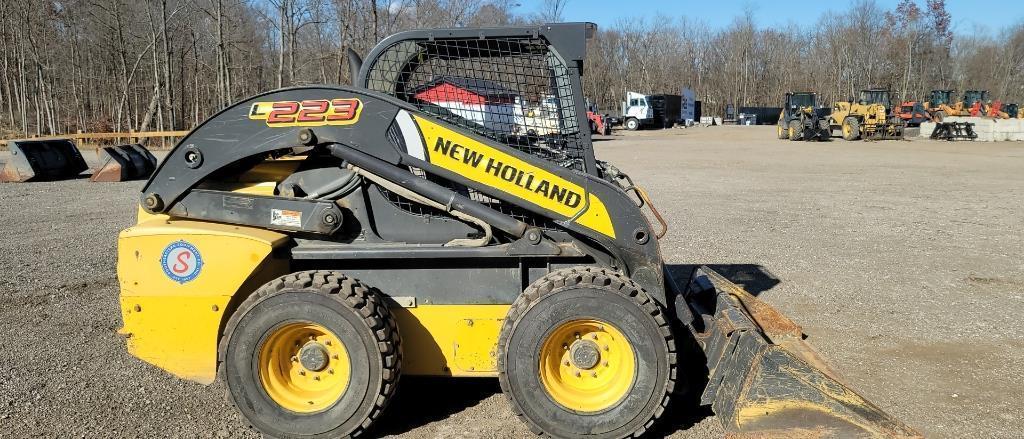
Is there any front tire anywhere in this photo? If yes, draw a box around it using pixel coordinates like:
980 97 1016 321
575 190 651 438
498 267 676 438
788 119 803 141
842 117 861 141
625 118 640 131
219 271 401 438
776 123 788 139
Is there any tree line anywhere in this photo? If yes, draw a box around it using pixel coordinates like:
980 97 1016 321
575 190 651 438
1 0 1022 139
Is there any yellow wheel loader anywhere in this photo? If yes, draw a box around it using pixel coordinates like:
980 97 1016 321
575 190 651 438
116 23 920 438
831 89 905 141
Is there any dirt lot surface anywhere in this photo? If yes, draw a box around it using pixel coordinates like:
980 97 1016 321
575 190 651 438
1 126 1022 438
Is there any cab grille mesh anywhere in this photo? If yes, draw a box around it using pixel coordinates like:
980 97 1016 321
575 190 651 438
365 37 586 172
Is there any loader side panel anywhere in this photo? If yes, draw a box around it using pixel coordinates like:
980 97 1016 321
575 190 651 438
392 305 510 377
117 220 289 383
411 115 615 238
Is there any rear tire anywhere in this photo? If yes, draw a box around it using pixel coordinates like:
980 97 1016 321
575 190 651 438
842 117 861 141
498 267 676 438
625 118 640 131
219 271 401 438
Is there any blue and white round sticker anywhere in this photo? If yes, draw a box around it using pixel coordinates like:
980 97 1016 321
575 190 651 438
161 240 203 284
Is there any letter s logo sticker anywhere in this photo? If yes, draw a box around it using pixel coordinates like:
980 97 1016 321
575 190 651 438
161 240 203 284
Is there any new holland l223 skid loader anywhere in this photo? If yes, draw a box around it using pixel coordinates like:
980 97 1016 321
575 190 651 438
117 23 919 438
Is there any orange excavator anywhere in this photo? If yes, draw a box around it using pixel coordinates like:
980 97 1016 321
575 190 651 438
985 100 1011 119
896 100 931 126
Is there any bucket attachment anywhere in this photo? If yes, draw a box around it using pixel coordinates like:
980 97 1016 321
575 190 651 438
800 125 831 142
929 122 977 141
679 267 921 438
90 144 159 182
1 139 89 182
862 121 905 141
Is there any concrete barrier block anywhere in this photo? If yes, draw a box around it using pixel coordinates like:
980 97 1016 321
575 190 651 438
919 122 936 138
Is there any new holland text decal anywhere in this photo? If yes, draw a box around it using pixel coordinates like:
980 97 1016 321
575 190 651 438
248 98 362 127
411 115 616 239
161 240 203 284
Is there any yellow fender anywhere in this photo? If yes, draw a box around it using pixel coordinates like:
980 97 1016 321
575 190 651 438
118 209 514 382
117 217 289 383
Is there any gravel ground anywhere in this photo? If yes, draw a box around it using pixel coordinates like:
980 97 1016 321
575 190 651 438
0 127 1021 438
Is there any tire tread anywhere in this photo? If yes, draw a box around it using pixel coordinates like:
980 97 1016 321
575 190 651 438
497 266 677 438
217 270 402 438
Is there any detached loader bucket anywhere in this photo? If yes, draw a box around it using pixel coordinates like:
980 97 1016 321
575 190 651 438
90 144 158 182
679 267 920 438
1 139 89 182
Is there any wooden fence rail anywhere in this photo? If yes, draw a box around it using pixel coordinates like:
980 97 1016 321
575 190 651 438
1 130 191 147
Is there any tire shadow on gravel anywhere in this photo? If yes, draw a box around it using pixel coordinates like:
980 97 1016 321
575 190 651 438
367 377 500 436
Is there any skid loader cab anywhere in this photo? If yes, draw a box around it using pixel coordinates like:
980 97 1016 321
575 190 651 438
117 22 919 439
929 89 953 107
1005 103 1019 118
924 89 961 121
963 90 988 107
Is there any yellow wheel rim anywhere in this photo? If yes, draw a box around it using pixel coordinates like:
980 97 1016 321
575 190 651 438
258 322 351 413
788 127 795 138
777 125 783 137
538 319 635 413
842 123 851 136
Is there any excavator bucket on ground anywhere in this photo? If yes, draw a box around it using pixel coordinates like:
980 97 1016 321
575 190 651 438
678 267 921 437
90 144 159 182
114 22 920 439
1 139 89 182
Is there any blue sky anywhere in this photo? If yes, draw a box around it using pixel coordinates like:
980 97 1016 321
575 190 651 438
516 0 1023 34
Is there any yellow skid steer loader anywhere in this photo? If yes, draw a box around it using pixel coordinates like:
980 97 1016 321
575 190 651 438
116 23 919 438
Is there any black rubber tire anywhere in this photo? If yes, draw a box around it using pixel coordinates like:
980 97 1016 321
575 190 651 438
816 119 832 140
498 267 677 439
788 119 803 141
842 117 862 141
625 118 640 131
776 122 788 139
218 271 401 438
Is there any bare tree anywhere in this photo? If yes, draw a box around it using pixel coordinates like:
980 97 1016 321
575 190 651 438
1 0 1022 139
